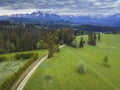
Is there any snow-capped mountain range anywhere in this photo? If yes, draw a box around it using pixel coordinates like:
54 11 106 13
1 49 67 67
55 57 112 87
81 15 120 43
0 11 120 27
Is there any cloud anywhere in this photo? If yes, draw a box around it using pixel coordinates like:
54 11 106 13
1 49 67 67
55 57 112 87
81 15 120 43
0 0 120 16
0 8 37 15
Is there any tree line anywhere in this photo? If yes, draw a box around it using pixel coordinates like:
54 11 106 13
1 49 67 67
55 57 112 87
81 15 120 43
0 26 74 54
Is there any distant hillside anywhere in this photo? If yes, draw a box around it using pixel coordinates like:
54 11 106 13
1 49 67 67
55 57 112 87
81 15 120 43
0 20 120 33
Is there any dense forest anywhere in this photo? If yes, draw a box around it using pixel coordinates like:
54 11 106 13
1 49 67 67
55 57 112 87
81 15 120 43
0 24 74 54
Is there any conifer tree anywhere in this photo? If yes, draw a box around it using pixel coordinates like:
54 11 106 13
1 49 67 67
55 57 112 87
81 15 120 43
48 40 54 58
98 33 101 41
80 37 84 48
94 33 97 40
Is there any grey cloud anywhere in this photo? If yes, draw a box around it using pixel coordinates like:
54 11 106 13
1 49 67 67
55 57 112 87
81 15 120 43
0 0 120 16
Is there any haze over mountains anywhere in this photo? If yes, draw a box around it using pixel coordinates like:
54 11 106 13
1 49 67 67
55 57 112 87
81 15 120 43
0 11 120 27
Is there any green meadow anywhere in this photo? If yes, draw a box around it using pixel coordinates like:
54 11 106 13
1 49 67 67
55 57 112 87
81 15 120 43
24 34 120 90
0 49 48 84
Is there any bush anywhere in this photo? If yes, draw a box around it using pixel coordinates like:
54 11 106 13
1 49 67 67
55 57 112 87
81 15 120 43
48 51 53 58
103 56 110 67
0 53 38 90
77 61 86 74
88 32 97 46
0 56 7 62
70 39 78 48
45 74 53 83
14 53 34 60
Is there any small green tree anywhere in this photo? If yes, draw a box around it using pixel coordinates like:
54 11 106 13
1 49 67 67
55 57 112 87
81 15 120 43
45 74 53 82
103 56 109 67
77 61 86 74
88 32 96 46
98 33 101 41
71 39 78 48
48 40 54 58
79 37 84 48
45 74 53 86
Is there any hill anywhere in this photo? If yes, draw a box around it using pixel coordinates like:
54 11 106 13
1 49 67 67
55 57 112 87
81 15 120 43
23 34 120 90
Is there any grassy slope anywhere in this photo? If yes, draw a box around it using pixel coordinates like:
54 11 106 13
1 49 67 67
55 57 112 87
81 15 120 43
0 49 48 84
24 34 120 90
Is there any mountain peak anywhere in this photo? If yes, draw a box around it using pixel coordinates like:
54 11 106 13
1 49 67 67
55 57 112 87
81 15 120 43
0 11 120 27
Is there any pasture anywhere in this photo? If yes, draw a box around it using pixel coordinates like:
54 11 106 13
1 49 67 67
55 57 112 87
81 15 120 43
24 34 120 90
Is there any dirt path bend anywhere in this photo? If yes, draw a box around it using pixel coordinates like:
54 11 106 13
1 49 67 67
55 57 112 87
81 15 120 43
17 45 65 90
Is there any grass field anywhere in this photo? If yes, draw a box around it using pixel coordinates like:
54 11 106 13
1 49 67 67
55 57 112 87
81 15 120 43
24 34 120 90
0 49 48 84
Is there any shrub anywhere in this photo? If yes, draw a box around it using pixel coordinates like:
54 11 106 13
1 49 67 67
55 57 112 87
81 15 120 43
70 39 78 48
14 53 34 60
0 56 7 62
103 56 110 67
45 74 53 85
45 74 53 82
48 51 53 58
77 61 86 74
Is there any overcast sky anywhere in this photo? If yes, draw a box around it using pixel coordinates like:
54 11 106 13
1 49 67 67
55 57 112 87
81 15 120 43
0 0 120 16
